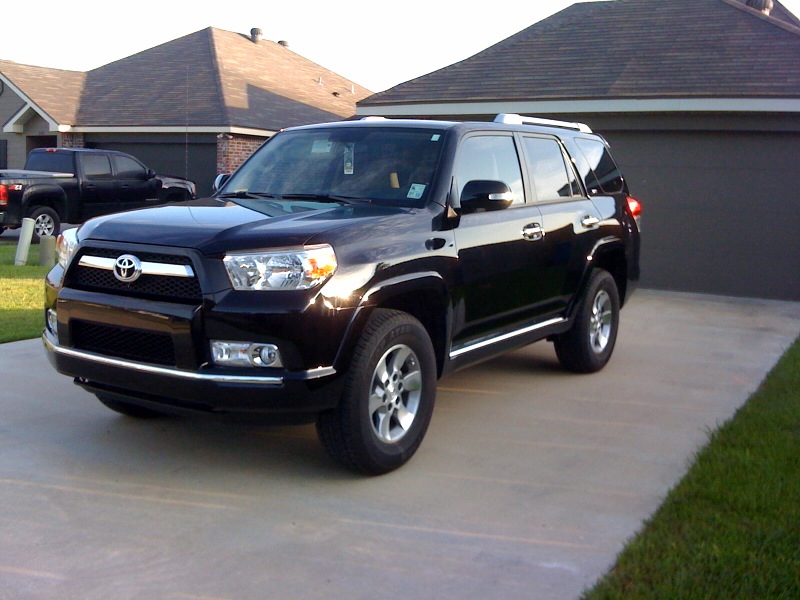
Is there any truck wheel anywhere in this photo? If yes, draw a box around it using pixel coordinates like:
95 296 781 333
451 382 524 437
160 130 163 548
316 309 437 475
95 393 165 418
553 269 620 373
28 206 61 242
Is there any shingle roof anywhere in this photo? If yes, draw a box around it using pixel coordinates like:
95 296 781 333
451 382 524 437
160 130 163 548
0 60 85 124
359 0 800 107
2 27 372 130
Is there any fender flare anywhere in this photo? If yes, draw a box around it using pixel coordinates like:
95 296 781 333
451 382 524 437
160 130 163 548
567 236 626 319
331 271 451 374
21 184 68 220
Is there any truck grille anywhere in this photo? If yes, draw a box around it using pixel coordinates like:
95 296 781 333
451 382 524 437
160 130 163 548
71 320 177 367
69 248 202 302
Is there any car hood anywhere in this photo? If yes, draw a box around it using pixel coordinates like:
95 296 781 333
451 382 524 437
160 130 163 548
78 198 410 254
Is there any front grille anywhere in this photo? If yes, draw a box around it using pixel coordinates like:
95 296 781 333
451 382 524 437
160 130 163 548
69 248 202 302
71 321 176 366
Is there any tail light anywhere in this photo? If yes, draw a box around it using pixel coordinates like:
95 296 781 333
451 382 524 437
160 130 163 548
627 196 641 230
0 184 8 206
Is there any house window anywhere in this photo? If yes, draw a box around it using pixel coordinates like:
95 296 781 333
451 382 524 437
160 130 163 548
0 140 7 169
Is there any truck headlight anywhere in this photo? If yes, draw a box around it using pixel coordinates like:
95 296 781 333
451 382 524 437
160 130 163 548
56 227 79 270
223 245 337 291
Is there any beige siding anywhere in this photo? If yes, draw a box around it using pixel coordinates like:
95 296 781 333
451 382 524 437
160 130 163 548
0 84 27 167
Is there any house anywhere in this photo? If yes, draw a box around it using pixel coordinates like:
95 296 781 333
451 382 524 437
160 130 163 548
357 0 800 301
0 27 372 196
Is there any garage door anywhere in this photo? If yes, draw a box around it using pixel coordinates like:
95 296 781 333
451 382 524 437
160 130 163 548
605 130 800 301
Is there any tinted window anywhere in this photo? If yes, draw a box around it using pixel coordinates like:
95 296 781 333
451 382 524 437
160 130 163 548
113 156 146 178
574 138 624 195
224 127 445 208
522 137 578 201
455 135 524 205
82 155 113 178
25 152 74 174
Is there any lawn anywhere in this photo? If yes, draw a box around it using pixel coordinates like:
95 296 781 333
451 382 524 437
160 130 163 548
0 241 51 343
583 336 800 599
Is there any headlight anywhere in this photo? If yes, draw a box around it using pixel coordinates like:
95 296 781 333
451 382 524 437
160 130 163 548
56 227 80 270
223 244 337 291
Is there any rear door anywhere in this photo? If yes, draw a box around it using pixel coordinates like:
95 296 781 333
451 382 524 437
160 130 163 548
518 134 604 314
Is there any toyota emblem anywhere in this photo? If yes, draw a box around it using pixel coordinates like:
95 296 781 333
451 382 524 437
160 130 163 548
113 254 143 283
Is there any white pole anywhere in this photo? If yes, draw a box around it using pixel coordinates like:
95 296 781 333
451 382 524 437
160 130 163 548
14 218 35 266
39 235 56 268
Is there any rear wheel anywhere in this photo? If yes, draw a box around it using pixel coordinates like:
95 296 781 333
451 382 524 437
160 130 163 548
554 269 620 373
28 206 61 242
96 394 165 418
316 309 437 475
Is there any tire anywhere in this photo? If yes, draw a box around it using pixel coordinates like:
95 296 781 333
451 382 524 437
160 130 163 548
96 394 166 418
554 269 620 374
316 309 437 475
28 206 61 242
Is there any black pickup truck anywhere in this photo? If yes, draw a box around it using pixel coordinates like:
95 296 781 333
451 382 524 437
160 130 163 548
0 148 195 239
44 115 641 474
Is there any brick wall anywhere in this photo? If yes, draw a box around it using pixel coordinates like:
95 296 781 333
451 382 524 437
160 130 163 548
216 134 266 174
60 133 85 148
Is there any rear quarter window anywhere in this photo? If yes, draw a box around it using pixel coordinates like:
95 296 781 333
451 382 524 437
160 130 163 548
574 138 624 195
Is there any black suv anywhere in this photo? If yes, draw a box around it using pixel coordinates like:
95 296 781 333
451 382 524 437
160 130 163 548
43 114 641 474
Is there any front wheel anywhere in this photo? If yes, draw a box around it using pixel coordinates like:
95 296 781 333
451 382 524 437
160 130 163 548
554 269 620 373
316 309 437 475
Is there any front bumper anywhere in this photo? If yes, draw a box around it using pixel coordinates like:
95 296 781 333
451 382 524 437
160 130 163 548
43 330 344 416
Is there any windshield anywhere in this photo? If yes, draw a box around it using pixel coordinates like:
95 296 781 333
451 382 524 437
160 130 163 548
221 126 446 209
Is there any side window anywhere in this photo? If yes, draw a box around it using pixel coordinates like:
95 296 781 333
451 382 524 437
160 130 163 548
574 138 624 195
455 135 525 206
522 137 579 201
82 155 113 179
113 156 147 179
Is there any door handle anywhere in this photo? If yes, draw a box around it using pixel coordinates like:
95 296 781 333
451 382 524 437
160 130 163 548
522 223 544 241
581 215 601 229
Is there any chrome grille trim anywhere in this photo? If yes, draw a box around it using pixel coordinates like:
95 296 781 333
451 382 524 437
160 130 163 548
79 255 195 278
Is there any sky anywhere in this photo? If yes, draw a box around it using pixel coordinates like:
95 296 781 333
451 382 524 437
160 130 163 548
2 0 799 93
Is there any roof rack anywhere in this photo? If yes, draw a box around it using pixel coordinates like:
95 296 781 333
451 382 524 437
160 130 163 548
494 113 593 134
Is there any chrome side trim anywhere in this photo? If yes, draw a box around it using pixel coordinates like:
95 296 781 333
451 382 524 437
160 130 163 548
43 335 283 386
449 317 567 359
79 255 195 278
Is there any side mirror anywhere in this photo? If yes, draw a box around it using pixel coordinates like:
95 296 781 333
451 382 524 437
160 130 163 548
146 169 157 180
213 173 231 194
459 180 514 213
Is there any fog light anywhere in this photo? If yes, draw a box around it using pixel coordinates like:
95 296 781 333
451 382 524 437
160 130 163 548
210 341 283 368
46 309 58 341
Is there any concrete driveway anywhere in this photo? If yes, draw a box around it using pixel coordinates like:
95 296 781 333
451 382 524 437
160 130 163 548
1 291 799 599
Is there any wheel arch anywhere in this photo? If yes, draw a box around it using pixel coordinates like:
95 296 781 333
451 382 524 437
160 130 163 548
333 273 451 379
22 186 67 221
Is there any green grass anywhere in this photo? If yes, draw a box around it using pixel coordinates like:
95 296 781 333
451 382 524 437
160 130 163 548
583 336 800 599
0 242 51 343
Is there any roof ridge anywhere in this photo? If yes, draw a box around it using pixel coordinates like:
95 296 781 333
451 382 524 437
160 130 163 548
365 1 617 102
206 28 231 127
720 0 800 35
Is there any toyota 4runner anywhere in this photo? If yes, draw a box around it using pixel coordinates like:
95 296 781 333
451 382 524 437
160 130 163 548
43 114 641 474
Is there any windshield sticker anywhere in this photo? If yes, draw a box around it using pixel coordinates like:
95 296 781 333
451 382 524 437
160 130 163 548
344 143 355 175
407 184 426 200
431 134 441 142
311 139 332 153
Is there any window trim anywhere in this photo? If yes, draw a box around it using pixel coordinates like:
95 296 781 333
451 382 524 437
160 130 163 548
517 133 586 205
